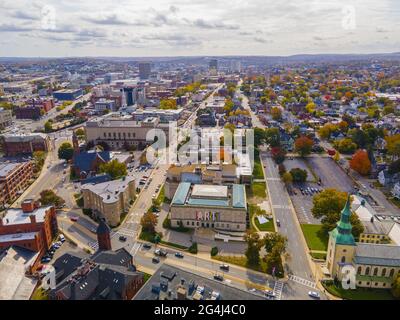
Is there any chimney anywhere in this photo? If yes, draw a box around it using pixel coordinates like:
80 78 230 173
29 215 37 224
21 199 36 213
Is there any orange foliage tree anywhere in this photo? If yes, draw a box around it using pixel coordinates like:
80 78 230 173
294 136 314 157
349 150 371 176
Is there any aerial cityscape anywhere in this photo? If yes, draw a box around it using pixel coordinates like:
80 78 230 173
0 0 400 307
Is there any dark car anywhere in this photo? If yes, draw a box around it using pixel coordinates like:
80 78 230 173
119 235 127 242
152 257 160 264
213 274 224 281
174 252 184 259
143 243 152 250
219 264 230 271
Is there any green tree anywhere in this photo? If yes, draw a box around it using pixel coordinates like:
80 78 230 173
44 121 53 133
58 142 74 161
290 168 308 183
312 189 364 238
265 128 281 147
263 233 287 255
271 107 282 121
75 128 86 139
335 138 357 154
282 172 293 186
39 190 65 208
265 247 284 276
100 159 127 180
160 99 177 110
244 230 262 266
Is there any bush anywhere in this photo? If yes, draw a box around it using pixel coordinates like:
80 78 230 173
188 242 198 254
211 247 219 257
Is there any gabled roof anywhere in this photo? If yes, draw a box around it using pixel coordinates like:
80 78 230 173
73 151 111 172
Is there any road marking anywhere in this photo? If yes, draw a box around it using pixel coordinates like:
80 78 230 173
130 242 141 256
117 227 137 237
266 177 281 181
288 274 316 289
272 205 291 210
273 281 284 300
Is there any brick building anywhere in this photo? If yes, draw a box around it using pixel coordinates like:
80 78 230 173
2 133 51 156
0 161 34 205
0 199 58 273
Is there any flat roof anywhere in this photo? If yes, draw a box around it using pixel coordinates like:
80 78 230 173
0 162 23 178
2 206 51 226
0 232 38 243
191 185 228 199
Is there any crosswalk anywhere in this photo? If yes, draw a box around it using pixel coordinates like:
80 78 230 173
272 204 291 210
129 242 141 256
288 274 316 289
273 281 284 300
116 227 137 237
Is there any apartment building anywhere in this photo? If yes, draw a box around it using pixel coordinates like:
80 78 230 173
0 161 33 205
81 176 135 227
0 108 12 130
2 133 51 156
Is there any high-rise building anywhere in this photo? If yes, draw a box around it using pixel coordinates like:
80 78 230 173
209 59 218 71
230 60 241 73
138 62 151 80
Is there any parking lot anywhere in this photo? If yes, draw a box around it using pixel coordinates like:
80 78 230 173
289 157 355 224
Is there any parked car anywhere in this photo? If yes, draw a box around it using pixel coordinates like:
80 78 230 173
308 291 320 299
70 216 79 222
41 257 51 263
174 252 184 259
143 243 152 250
119 235 127 242
152 257 160 264
265 290 276 298
276 220 281 227
59 234 65 242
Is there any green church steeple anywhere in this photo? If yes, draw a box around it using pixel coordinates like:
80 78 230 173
329 195 356 246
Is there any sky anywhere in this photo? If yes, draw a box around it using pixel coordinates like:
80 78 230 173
0 0 399 57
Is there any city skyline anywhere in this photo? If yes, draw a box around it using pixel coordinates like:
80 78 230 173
0 0 399 57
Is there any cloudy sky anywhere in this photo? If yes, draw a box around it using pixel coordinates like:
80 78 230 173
0 0 399 57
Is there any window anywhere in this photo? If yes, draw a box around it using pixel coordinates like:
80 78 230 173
382 268 386 277
341 256 346 263
357 266 362 274
365 267 370 275
373 268 378 276
390 269 395 277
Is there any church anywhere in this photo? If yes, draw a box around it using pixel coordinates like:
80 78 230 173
326 196 400 289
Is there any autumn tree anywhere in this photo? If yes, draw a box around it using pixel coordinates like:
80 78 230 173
271 107 282 121
349 150 371 176
140 212 158 234
335 138 357 154
386 134 400 159
318 123 338 140
159 99 177 110
294 136 314 157
392 274 400 299
282 172 293 186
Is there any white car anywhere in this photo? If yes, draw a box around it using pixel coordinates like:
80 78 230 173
308 291 320 299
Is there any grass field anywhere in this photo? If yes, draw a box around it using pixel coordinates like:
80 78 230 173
249 204 275 232
255 217 275 232
253 159 265 180
301 224 329 251
247 182 267 201
322 281 395 300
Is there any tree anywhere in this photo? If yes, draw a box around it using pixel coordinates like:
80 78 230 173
349 129 368 149
319 123 338 140
295 136 314 157
58 142 74 161
39 190 65 208
282 172 293 186
290 168 308 183
75 128 86 139
140 212 158 234
333 151 340 162
305 102 316 114
349 150 371 176
335 138 357 154
311 189 364 238
263 233 287 255
160 99 177 110
99 159 127 180
388 159 400 175
265 247 284 276
44 121 53 133
265 128 281 147
392 274 400 299
271 147 286 164
386 134 400 159
244 230 262 266
271 107 282 121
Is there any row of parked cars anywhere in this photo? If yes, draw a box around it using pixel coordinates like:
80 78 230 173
299 186 322 196
41 234 65 263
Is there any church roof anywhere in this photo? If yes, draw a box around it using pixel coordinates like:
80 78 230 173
97 219 111 235
354 243 400 267
73 151 111 173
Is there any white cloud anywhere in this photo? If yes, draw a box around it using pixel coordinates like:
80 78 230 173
0 0 398 56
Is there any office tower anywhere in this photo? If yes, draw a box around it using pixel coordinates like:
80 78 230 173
139 62 151 80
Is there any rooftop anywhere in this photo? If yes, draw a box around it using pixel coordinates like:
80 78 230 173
1 206 51 226
354 243 400 267
134 264 264 300
0 162 28 178
81 176 134 204
171 182 246 210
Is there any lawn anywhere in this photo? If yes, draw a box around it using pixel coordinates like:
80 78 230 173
247 182 267 201
253 159 265 180
310 252 327 260
255 217 275 232
249 204 275 232
143 273 152 283
301 224 329 251
322 281 395 300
